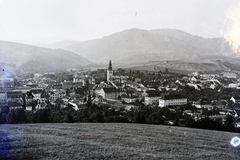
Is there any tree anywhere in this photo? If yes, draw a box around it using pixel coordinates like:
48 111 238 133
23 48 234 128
224 115 235 132
165 68 169 73
15 108 27 123
33 109 50 123
0 106 9 124
87 93 92 107
6 110 17 124
64 114 74 123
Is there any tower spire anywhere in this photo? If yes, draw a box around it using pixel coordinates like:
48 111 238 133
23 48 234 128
108 59 112 70
107 59 113 82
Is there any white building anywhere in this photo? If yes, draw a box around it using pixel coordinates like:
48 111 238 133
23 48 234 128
145 96 160 105
0 92 7 104
159 95 187 107
145 91 161 105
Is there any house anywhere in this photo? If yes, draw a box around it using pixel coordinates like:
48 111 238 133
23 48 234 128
49 91 59 102
187 83 201 90
95 86 123 100
40 92 49 102
222 72 237 79
15 86 31 93
190 77 197 83
8 102 23 110
228 83 238 88
102 88 122 100
212 100 227 110
145 91 161 105
135 78 141 83
159 94 187 107
26 105 33 111
0 92 7 104
121 94 138 104
66 89 75 97
46 83 63 90
30 88 44 99
74 87 87 97
145 96 160 105
62 81 83 89
94 87 103 97
7 91 23 104
193 99 213 110
235 121 240 128
48 89 66 103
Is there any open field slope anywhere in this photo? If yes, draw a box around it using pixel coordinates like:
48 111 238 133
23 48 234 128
127 60 233 74
0 123 240 160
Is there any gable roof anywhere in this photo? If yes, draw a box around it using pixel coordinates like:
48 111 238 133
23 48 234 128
30 88 44 94
103 88 117 93
147 91 161 97
161 94 186 100
41 92 49 98
74 87 87 95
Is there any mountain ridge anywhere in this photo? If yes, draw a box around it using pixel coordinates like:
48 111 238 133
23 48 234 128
0 40 92 73
1 28 238 73
64 28 235 64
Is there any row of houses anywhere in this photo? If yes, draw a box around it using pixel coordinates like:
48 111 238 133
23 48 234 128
93 84 188 107
0 91 23 110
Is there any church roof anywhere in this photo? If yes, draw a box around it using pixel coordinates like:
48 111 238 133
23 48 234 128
103 88 117 93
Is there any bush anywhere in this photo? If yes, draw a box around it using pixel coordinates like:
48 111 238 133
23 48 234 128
33 109 51 123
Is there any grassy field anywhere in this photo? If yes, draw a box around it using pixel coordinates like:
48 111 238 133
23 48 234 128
1 123 240 160
128 60 230 74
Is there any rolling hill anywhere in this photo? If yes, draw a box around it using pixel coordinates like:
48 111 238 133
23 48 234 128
0 41 92 73
1 123 239 159
64 28 235 64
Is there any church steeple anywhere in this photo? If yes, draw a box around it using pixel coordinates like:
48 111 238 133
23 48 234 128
108 60 112 70
107 59 113 82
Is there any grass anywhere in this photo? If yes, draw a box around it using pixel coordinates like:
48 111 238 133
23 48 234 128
128 60 228 74
0 123 240 159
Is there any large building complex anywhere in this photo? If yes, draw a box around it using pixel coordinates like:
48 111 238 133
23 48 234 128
159 95 187 107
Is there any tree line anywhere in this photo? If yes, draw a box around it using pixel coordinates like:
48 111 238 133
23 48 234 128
0 102 236 133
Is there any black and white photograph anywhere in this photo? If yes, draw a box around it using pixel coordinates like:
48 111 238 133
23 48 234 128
1 0 240 159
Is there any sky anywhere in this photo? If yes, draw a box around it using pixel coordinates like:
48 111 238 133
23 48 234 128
0 0 239 45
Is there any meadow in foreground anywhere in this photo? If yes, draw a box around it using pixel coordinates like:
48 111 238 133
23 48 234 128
0 123 240 159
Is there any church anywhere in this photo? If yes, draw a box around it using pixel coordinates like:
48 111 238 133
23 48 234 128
94 60 124 100
107 60 113 82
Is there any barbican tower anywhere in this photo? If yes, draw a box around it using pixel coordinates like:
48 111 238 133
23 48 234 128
107 60 113 82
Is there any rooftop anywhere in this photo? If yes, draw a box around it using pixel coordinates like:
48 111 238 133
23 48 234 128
103 88 118 93
160 94 186 100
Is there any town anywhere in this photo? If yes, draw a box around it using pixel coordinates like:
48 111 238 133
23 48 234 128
1 60 240 132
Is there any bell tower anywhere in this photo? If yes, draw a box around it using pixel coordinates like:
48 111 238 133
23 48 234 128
107 60 113 82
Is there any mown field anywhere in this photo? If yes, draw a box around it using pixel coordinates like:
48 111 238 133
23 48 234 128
0 123 240 160
128 60 229 74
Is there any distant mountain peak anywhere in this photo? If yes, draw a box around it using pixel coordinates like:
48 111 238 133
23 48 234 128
64 28 234 64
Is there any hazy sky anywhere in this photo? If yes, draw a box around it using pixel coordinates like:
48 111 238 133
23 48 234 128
0 0 238 44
